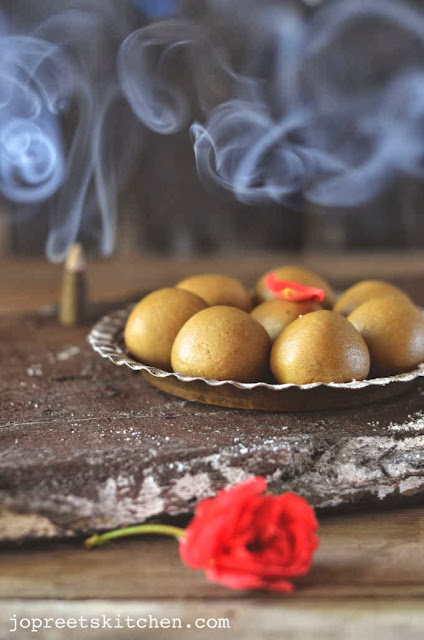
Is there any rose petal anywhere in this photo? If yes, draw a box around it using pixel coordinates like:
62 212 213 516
180 477 267 568
264 273 325 302
179 481 319 593
205 567 294 592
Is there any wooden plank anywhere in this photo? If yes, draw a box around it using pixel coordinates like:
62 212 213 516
2 257 424 629
1 309 424 540
1 507 424 600
1 598 424 640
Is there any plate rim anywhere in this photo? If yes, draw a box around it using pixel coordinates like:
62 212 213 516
88 307 424 392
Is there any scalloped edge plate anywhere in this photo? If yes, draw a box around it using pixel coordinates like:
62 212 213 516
88 307 424 411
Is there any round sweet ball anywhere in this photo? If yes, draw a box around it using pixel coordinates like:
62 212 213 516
124 288 207 370
251 299 321 342
348 296 424 376
335 280 411 316
171 306 270 382
176 274 252 312
255 265 334 309
270 310 370 385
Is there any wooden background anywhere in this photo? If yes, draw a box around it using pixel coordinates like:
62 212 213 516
1 254 424 638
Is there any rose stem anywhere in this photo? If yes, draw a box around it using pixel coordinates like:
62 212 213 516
85 524 185 549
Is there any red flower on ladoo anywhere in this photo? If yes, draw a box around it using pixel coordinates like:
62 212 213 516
179 477 319 592
265 272 325 302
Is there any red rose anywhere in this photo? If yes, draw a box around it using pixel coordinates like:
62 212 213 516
179 477 319 592
85 476 319 593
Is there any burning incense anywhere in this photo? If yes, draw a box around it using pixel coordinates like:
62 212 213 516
59 244 88 326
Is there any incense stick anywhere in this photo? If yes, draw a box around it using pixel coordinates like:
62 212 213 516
59 244 88 326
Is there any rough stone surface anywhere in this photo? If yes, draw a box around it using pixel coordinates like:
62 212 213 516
1 307 424 541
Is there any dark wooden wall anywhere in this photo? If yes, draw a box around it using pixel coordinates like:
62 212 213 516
2 0 424 257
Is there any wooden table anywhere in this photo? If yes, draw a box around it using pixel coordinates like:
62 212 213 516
1 253 424 639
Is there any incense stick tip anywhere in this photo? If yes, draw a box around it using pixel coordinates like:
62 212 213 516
65 243 86 272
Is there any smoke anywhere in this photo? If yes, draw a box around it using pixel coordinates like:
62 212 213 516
0 34 66 205
0 3 140 262
118 18 237 135
119 0 424 210
4 0 424 262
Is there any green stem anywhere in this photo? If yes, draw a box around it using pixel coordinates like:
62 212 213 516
84 524 185 549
